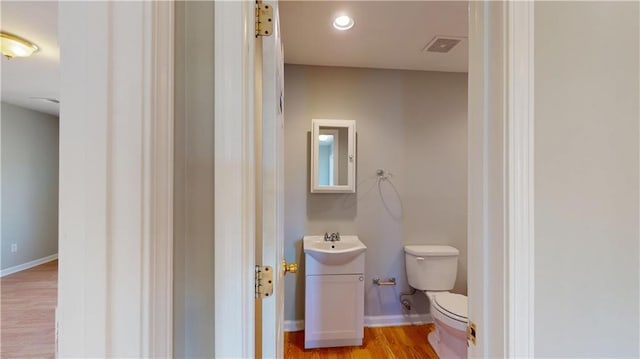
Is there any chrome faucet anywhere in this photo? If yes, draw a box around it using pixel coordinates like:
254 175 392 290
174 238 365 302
324 232 340 242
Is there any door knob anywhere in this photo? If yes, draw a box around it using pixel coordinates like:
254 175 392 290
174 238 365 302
282 260 298 274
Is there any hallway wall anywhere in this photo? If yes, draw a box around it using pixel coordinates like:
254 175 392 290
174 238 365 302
534 2 639 357
1 102 59 272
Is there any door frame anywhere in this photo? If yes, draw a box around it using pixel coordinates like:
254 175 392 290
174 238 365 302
467 1 534 357
213 1 535 358
57 1 173 357
505 2 535 356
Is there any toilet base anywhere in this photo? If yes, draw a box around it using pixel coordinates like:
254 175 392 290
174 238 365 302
429 318 468 359
428 330 441 357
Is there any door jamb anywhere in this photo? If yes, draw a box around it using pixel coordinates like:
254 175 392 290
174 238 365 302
467 1 535 357
506 1 535 357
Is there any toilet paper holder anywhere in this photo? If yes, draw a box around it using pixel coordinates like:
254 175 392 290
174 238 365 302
372 277 396 286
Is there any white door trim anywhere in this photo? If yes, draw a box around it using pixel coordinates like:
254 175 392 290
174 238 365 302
506 1 535 357
213 1 257 358
58 1 173 357
145 2 175 356
468 1 534 357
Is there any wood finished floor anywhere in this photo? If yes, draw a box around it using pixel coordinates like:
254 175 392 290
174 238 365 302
1 260 57 359
285 324 438 359
0 261 437 359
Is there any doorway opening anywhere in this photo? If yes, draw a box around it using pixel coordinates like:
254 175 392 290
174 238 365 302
275 1 468 357
0 2 60 358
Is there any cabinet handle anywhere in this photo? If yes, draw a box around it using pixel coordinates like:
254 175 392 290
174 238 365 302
359 276 364 281
416 257 425 261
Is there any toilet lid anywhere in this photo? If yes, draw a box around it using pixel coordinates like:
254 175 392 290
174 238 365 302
434 293 467 320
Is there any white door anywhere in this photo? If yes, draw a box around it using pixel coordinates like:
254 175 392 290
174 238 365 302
213 1 286 357
259 2 287 358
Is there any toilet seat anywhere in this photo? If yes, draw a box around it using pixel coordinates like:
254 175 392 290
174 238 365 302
433 292 467 322
429 292 468 332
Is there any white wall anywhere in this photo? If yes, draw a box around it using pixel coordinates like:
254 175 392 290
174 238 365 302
535 2 639 357
284 65 468 321
1 102 58 270
173 1 215 357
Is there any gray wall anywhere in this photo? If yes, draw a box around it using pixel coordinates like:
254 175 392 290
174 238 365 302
1 102 59 270
284 65 467 321
535 2 639 357
173 1 215 357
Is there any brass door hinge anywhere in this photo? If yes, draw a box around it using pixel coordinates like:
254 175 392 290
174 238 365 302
255 265 274 298
256 2 274 37
467 321 477 346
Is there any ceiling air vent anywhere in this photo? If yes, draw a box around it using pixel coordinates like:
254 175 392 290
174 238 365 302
423 36 463 53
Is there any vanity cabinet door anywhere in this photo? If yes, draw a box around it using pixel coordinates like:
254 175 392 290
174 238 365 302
304 274 364 346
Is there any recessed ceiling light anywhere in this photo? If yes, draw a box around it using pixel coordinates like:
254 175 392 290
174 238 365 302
333 15 354 31
1 32 39 59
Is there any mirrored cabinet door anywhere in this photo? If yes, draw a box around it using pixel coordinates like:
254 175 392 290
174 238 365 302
311 119 356 193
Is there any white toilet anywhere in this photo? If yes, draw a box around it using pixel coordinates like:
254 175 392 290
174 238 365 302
404 245 468 359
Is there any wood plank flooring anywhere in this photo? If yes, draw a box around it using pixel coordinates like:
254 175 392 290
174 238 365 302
285 324 438 359
1 261 437 359
1 260 57 359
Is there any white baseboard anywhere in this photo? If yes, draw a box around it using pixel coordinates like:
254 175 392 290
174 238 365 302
283 313 433 332
1 254 58 277
284 320 304 332
364 313 433 328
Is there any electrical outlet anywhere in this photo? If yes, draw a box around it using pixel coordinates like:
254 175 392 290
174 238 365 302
10 243 17 253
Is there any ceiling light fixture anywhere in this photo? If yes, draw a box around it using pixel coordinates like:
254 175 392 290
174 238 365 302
333 15 354 31
1 32 39 59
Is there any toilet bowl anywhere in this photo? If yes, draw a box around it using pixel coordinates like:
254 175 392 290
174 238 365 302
425 291 468 359
404 245 467 359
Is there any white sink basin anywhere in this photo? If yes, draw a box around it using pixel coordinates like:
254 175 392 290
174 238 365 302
303 235 366 265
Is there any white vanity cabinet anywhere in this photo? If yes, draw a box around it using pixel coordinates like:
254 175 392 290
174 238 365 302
304 274 364 349
303 235 366 349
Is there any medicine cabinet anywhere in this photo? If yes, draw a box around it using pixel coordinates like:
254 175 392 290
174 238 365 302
310 119 356 193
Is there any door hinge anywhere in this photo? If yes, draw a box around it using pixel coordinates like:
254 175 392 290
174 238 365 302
255 265 274 298
255 1 274 37
467 321 477 346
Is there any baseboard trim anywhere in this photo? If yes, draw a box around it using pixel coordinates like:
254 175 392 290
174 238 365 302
364 313 433 328
1 254 58 277
284 313 433 332
284 320 304 332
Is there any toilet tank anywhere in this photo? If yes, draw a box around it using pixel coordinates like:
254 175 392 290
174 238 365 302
404 245 459 291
